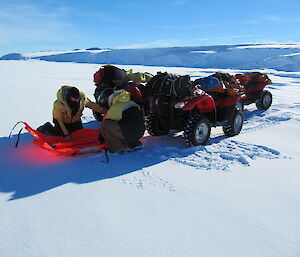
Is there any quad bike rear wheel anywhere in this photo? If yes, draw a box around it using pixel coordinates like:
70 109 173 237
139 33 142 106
184 115 211 146
222 109 243 136
256 90 272 110
146 112 170 136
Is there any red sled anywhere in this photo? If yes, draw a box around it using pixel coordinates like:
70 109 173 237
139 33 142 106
10 121 107 156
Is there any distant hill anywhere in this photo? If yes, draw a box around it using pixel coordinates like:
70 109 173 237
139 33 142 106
2 43 300 72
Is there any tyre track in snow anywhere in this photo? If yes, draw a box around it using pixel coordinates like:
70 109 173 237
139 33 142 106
137 135 288 172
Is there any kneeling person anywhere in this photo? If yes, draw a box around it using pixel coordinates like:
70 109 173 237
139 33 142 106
98 89 145 153
53 86 103 139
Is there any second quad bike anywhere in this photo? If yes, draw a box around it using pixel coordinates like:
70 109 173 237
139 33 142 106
235 72 273 110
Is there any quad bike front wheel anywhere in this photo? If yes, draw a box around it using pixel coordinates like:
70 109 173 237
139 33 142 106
222 109 243 136
184 115 211 146
93 86 105 121
236 100 244 111
146 112 170 136
256 90 272 110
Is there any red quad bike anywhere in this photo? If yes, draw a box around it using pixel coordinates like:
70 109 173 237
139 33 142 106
235 72 273 110
145 73 244 146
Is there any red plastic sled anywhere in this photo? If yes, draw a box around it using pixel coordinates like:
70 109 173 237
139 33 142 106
21 122 107 156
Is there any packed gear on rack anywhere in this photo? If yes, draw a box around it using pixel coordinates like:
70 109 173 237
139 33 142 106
126 69 153 84
235 72 272 87
193 73 245 96
93 65 154 119
93 65 153 94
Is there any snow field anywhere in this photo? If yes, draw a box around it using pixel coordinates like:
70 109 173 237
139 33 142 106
0 59 300 257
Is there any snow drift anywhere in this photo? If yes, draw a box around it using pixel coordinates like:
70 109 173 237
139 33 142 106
2 43 300 71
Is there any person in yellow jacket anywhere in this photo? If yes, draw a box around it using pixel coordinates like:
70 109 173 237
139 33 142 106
97 88 145 153
53 86 103 139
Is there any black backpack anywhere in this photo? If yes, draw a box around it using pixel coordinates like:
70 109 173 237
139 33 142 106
146 72 192 98
173 75 193 98
37 122 59 136
93 65 128 88
146 72 177 97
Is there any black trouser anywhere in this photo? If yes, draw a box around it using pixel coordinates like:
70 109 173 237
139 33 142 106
53 119 83 136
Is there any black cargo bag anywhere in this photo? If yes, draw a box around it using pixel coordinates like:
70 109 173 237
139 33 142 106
146 72 192 98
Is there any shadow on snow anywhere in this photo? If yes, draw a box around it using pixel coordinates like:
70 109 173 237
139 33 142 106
0 104 285 201
0 120 191 201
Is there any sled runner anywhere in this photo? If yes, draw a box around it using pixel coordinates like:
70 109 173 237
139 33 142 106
9 121 107 156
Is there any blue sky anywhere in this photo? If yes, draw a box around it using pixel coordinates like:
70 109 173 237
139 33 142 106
1 0 300 56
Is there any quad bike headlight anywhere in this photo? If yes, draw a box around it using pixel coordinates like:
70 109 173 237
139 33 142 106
175 101 188 109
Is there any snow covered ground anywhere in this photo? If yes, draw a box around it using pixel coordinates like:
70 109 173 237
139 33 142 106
0 59 300 257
